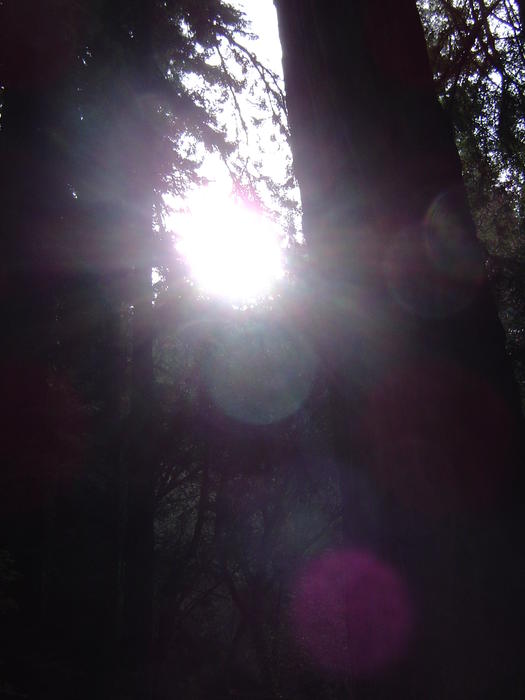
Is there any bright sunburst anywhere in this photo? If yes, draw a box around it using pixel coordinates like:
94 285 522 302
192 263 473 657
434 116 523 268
173 183 285 306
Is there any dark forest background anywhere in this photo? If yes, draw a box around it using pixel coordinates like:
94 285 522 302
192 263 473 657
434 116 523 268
1 1 525 699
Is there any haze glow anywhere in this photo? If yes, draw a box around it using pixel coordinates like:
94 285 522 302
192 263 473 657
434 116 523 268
174 184 284 306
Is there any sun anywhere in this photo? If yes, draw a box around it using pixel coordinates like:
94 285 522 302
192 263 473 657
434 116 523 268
172 183 285 306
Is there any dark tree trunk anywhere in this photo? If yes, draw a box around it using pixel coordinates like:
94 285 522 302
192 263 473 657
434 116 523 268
117 260 155 699
0 7 94 690
113 5 158 697
0 12 71 644
275 1 524 697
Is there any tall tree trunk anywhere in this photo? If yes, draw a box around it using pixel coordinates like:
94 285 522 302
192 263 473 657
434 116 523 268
0 45 72 678
275 1 524 697
114 4 158 696
118 250 155 699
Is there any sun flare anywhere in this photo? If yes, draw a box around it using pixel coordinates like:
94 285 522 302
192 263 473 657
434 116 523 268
172 184 285 306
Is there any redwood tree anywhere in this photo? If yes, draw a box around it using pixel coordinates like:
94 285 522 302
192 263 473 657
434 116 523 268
275 1 525 697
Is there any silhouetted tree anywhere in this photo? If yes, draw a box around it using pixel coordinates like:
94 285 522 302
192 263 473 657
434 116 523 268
275 0 525 696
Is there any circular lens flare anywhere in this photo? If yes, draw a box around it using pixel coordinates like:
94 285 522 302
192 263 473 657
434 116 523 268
173 184 285 306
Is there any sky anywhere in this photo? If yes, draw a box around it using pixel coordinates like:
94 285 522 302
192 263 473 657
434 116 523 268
232 0 283 70
165 0 297 306
198 0 289 192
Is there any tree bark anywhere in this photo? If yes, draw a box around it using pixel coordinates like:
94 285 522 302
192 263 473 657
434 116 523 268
275 1 525 697
113 4 158 696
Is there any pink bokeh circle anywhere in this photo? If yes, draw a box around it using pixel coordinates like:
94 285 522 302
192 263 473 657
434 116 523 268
291 549 414 678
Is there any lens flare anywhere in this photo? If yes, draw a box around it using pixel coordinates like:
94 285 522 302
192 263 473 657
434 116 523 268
203 320 316 425
172 184 285 306
291 549 414 678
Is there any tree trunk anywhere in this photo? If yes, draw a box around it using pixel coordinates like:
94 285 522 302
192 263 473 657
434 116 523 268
275 1 524 696
114 4 158 696
0 31 73 673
